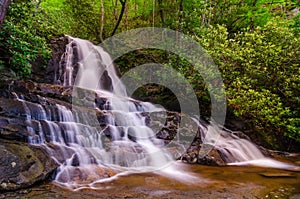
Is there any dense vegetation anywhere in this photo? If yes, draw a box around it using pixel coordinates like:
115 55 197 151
0 0 299 150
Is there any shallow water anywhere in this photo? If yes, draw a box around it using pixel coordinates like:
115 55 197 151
2 155 300 199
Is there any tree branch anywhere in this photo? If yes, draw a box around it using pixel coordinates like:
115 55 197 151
111 0 126 36
0 0 12 29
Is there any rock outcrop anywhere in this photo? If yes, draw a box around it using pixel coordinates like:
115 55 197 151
0 139 58 191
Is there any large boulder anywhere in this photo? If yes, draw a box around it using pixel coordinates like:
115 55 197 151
0 139 58 191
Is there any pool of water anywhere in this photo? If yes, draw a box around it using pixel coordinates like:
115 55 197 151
2 155 300 199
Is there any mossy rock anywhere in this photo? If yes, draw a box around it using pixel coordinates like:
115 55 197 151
0 139 58 191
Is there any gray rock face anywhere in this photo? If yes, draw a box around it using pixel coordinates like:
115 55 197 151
45 36 69 84
0 139 58 191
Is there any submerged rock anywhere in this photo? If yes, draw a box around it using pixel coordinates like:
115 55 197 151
55 165 116 184
259 172 296 178
0 139 58 191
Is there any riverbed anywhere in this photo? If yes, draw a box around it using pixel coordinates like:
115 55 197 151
2 155 300 199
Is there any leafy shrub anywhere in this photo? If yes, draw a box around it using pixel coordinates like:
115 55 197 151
193 19 299 148
0 1 52 76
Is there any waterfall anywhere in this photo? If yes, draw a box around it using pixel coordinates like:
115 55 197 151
12 36 297 189
29 36 180 189
196 120 299 170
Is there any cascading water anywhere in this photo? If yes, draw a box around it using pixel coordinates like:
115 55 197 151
215 132 298 170
17 36 185 189
195 119 299 170
12 36 298 189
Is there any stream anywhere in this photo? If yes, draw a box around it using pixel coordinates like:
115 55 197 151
2 158 300 199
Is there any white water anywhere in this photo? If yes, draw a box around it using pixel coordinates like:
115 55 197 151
198 122 299 170
45 36 185 189
17 36 298 189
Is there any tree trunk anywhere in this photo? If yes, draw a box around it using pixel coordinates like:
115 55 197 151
207 0 211 27
201 0 207 27
0 0 12 29
250 0 257 30
111 0 126 36
158 0 165 28
113 0 118 20
36 0 41 8
178 0 183 30
99 0 105 42
152 0 155 28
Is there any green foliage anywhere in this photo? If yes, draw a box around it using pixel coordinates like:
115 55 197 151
41 0 156 41
171 0 299 35
193 19 300 148
112 0 300 149
0 1 52 76
166 53 211 115
40 0 72 36
286 118 300 143
62 0 101 41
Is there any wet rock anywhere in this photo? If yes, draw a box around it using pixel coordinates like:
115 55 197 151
96 110 112 126
156 128 173 140
0 98 30 119
100 70 113 92
70 154 80 167
8 80 30 94
259 146 291 159
150 111 227 166
44 143 75 164
182 144 226 166
95 99 111 111
0 117 29 141
231 131 251 141
56 165 116 184
0 139 58 191
197 147 226 166
0 80 71 104
151 111 199 142
45 36 69 84
259 172 296 178
183 149 199 164
264 186 296 199
0 118 8 126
